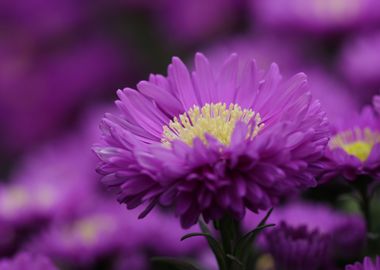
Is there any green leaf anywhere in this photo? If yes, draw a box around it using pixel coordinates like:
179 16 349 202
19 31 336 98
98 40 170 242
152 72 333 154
151 257 200 270
258 208 274 227
199 219 228 270
226 254 243 266
180 232 213 241
234 208 275 266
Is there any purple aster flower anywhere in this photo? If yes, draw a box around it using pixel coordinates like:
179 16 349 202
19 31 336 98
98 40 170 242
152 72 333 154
346 257 380 270
244 201 366 257
250 0 380 34
320 103 380 182
94 53 329 228
27 202 204 268
338 32 380 99
0 253 57 270
262 222 331 270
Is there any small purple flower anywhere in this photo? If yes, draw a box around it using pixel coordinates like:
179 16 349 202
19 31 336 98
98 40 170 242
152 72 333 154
262 222 331 270
244 201 366 257
346 256 380 270
27 202 204 268
0 253 58 270
94 53 329 228
320 102 380 182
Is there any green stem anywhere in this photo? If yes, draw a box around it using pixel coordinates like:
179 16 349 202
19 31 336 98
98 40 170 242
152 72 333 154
216 217 242 270
354 176 377 255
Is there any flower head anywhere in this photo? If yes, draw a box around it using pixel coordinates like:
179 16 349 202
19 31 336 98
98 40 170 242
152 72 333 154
320 103 380 181
244 201 366 257
94 53 329 228
346 256 380 270
262 222 331 270
0 253 57 270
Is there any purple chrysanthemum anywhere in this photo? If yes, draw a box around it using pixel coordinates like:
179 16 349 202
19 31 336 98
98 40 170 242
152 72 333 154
94 53 329 228
262 222 331 270
244 201 366 257
0 253 57 270
346 257 380 270
320 102 380 182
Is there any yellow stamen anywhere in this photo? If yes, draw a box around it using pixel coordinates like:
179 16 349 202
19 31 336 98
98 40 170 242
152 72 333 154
72 215 115 245
162 102 263 146
255 254 276 270
329 128 380 162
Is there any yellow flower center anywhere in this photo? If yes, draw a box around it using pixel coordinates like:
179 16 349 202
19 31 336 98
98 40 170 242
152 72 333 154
71 215 115 245
162 102 263 146
329 128 380 162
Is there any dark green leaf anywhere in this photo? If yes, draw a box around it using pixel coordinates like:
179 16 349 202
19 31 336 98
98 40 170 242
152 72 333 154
226 254 243 266
180 232 213 241
199 219 228 270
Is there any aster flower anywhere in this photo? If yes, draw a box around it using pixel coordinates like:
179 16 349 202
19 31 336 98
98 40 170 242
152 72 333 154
346 256 380 270
27 202 204 268
320 104 380 182
95 53 329 228
0 253 58 270
262 222 331 270
244 201 366 257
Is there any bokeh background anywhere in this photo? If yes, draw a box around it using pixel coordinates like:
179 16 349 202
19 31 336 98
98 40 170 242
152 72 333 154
1 0 380 269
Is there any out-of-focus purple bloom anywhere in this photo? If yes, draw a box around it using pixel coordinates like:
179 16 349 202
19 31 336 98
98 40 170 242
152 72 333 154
251 0 380 34
0 107 109 255
0 253 57 270
320 103 380 182
153 0 241 45
94 53 329 228
0 36 125 153
262 222 331 270
339 32 380 98
27 202 204 268
346 257 380 270
245 201 366 257
0 136 99 226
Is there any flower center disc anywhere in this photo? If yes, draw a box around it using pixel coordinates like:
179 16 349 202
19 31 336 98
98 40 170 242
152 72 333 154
329 128 380 162
162 102 263 146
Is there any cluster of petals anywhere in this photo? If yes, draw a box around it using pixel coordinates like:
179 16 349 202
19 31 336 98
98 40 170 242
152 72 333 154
346 257 380 270
95 53 329 228
320 103 380 182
